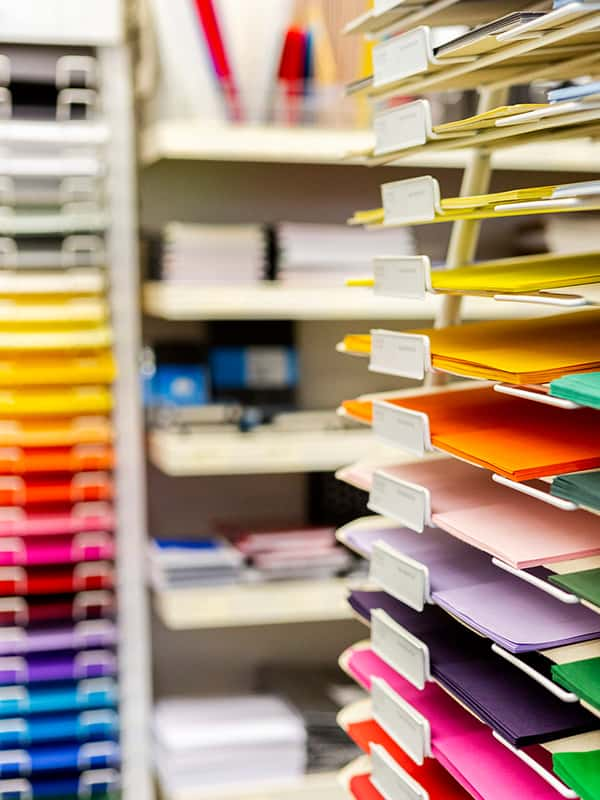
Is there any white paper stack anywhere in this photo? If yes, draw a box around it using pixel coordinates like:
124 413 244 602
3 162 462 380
155 223 267 284
276 222 415 286
148 538 245 590
154 695 307 794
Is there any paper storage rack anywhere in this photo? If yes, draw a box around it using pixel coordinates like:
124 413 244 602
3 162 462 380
334 3 600 800
0 4 152 800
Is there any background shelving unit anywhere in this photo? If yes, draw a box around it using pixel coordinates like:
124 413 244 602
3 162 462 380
1 3 152 799
140 120 600 173
133 2 600 798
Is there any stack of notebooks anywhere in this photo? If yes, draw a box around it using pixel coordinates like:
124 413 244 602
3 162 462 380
148 538 244 590
154 695 307 794
257 665 363 773
147 223 268 284
232 524 353 581
276 223 415 287
0 43 120 799
150 527 354 588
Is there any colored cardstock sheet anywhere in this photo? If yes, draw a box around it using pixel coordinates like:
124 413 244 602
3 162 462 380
553 750 600 800
342 385 600 480
552 470 600 511
551 372 600 409
0 533 114 566
0 445 114 474
0 740 120 778
343 713 470 799
0 709 119 748
0 505 115 537
344 644 569 800
550 568 600 607
0 621 117 656
0 562 114 595
0 592 115 626
552 657 600 712
0 649 117 685
342 519 600 652
347 251 600 296
0 678 118 717
345 310 600 384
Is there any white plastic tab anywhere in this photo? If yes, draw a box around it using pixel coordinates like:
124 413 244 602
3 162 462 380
371 744 429 800
372 608 431 689
374 256 432 300
372 677 431 765
372 400 431 457
381 177 440 226
374 0 401 15
0 750 31 777
370 541 431 612
368 470 431 533
374 100 431 155
373 28 432 89
370 330 431 380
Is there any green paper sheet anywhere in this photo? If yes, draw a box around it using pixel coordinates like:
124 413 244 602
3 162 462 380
552 657 600 711
553 750 600 800
552 470 600 511
549 568 600 608
550 372 600 409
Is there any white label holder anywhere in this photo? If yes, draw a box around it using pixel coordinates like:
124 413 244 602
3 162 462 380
370 330 432 380
374 256 433 301
370 542 431 612
372 400 432 457
374 100 433 155
371 744 429 800
381 176 441 226
368 470 432 533
372 676 431 766
372 608 431 689
373 28 432 88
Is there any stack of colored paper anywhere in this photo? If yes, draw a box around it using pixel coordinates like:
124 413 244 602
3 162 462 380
154 695 307 794
347 251 600 298
0 45 120 798
342 385 600 480
341 643 575 800
343 310 600 384
339 519 600 652
552 470 600 511
550 371 600 408
349 589 598 746
338 457 600 567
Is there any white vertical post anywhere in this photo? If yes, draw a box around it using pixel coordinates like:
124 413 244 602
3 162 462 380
435 86 510 330
427 86 509 387
99 44 154 800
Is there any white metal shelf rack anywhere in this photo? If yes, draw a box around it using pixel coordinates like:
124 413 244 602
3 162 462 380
0 4 154 799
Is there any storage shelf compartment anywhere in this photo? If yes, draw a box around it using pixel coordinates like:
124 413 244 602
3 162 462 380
153 580 354 630
143 283 544 322
148 427 399 477
140 122 600 173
